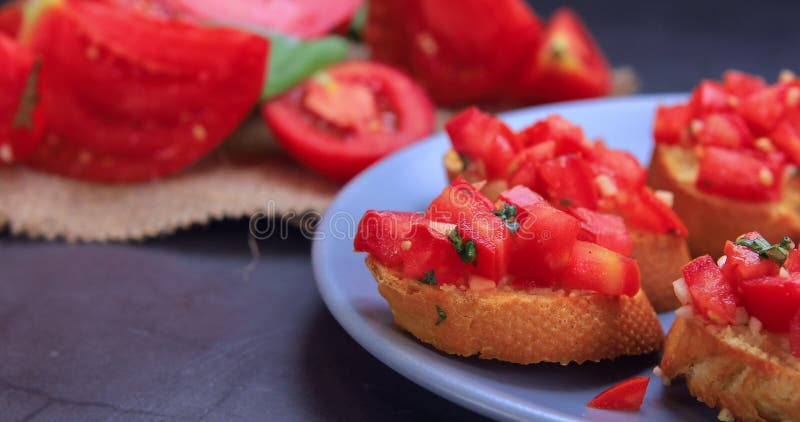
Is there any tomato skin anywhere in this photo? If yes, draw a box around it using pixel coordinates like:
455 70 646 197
738 276 800 332
263 61 435 183
790 310 800 358
739 85 787 133
682 255 739 324
693 113 753 149
587 376 649 411
539 155 598 210
426 176 495 223
0 34 45 164
516 114 587 152
653 104 690 145
689 80 732 117
446 107 520 180
0 1 21 37
507 142 555 189
721 240 780 283
354 211 424 268
722 70 767 99
770 119 800 166
517 7 610 103
696 146 784 202
26 0 268 182
569 207 633 256
561 240 640 297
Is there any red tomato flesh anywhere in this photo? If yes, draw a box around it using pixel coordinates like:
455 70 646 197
0 34 45 164
263 61 434 183
561 240 640 296
569 207 633 256
446 107 520 180
682 255 739 324
722 70 766 99
696 146 783 202
538 155 598 210
738 276 800 332
653 104 690 145
587 376 649 411
721 240 779 283
0 1 21 37
689 80 732 116
693 113 753 149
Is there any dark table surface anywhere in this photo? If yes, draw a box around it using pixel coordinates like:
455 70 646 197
3 1 800 421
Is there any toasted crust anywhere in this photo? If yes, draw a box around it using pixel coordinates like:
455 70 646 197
648 144 800 257
366 256 664 365
445 148 689 311
660 317 800 422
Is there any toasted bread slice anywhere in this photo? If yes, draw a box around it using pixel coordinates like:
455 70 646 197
444 149 689 311
648 144 800 258
660 316 800 422
366 256 664 365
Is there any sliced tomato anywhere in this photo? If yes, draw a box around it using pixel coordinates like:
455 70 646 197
696 146 784 202
692 113 753 148
739 85 787 133
785 249 800 274
516 114 588 154
539 154 598 210
791 309 800 358
721 239 780 283
587 376 649 411
722 70 766 99
561 240 640 296
263 61 434 182
689 80 732 116
25 0 268 182
365 0 543 105
1 34 45 164
569 207 633 256
682 255 739 323
153 0 362 39
0 0 21 37
517 7 610 103
445 107 520 180
653 104 690 145
499 186 580 287
738 276 800 332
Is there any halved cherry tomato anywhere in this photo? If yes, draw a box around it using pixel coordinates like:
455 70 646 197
539 154 598 210
785 249 800 274
692 113 753 148
721 239 779 283
653 104 690 145
25 0 268 182
587 376 649 411
722 70 766 99
561 240 640 296
738 276 800 332
682 255 739 324
446 107 520 180
517 7 610 103
1 34 45 164
0 0 21 37
689 80 732 117
696 146 784 202
263 61 434 182
569 207 633 256
153 0 362 39
365 0 543 105
791 309 800 358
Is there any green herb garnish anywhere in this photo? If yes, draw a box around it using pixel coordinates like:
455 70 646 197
735 235 795 265
435 305 447 325
493 203 520 233
419 270 437 285
447 228 477 264
559 198 573 207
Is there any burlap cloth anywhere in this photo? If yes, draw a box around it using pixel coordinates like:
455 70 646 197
0 68 637 242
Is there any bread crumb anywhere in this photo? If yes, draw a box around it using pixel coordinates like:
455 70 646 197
717 408 734 422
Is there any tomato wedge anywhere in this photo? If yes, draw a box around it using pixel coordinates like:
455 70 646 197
587 376 649 411
1 34 45 164
152 0 362 39
24 0 268 182
517 7 611 103
262 61 434 182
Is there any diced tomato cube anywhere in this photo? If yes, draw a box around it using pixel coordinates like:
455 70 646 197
689 80 732 116
682 255 739 323
506 141 556 189
696 146 783 202
785 249 800 274
739 85 787 133
516 114 591 156
426 176 495 222
791 309 800 358
590 141 647 191
738 276 800 332
587 376 649 411
355 211 424 267
722 70 767 99
497 185 546 209
615 189 688 237
569 207 633 256
561 240 640 296
721 240 780 283
653 104 690 145
770 119 800 166
445 107 521 179
693 113 753 148
539 155 598 210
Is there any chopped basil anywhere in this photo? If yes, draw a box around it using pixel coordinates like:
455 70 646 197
419 270 437 285
735 235 795 265
447 228 477 264
435 305 447 325
492 203 520 233
559 198 573 207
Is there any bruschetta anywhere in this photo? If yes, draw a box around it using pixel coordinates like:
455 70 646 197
442 108 689 311
648 70 800 258
354 178 664 365
658 231 800 422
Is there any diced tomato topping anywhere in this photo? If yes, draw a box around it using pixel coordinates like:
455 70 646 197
497 185 546 209
539 155 598 210
426 176 495 222
653 104 690 145
507 142 556 189
692 113 753 148
561 241 640 296
696 146 784 202
569 207 633 256
446 107 521 180
722 70 767 99
587 376 649 411
516 114 588 154
590 141 647 191
770 119 800 166
785 249 800 274
615 189 688 237
354 211 424 267
739 85 787 133
721 240 780 283
682 255 739 323
738 276 800 332
791 310 800 358
689 80 732 116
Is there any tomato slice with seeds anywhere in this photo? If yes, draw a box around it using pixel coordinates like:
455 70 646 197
24 0 268 182
262 61 434 182
0 34 45 165
587 376 649 411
